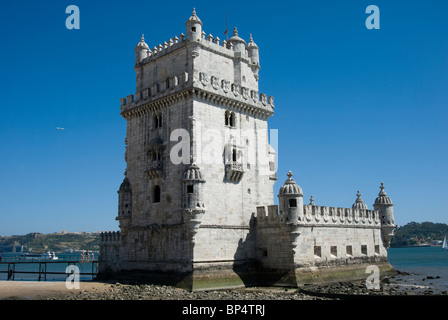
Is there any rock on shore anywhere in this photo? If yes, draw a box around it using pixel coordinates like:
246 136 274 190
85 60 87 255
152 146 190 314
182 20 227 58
41 274 447 300
44 282 326 300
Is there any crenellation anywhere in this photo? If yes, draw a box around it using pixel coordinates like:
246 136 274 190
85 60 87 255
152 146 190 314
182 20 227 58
258 204 380 228
100 231 121 243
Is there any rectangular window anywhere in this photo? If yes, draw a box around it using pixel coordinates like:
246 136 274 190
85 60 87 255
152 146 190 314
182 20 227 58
261 248 268 257
187 185 194 194
289 199 297 208
375 245 380 255
346 245 353 257
314 246 321 258
361 245 367 255
330 246 337 258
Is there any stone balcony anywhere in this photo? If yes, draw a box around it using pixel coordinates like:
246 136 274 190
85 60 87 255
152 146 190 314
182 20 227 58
146 160 163 179
225 162 244 182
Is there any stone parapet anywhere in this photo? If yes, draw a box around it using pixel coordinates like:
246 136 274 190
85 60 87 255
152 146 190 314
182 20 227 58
100 231 121 243
256 205 380 228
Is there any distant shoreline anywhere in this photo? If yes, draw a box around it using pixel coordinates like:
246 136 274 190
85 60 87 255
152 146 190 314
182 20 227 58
391 244 442 248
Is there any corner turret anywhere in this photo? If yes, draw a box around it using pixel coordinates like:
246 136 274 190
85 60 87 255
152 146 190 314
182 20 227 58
182 163 206 240
135 34 150 64
373 182 396 248
246 34 260 66
116 176 132 235
278 171 304 224
186 8 203 42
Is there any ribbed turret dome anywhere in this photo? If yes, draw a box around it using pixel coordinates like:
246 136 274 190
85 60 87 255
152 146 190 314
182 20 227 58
135 34 149 50
119 177 131 191
279 171 303 196
186 8 202 25
352 191 368 209
374 182 393 205
183 163 204 181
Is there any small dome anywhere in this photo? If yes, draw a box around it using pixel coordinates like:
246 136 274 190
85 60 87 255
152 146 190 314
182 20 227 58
135 34 149 50
279 171 303 196
228 27 246 45
374 182 393 205
119 177 131 191
246 34 258 49
352 191 368 209
186 8 202 26
183 163 205 181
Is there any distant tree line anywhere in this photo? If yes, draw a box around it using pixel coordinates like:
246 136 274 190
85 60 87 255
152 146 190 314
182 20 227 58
0 232 100 252
391 221 448 247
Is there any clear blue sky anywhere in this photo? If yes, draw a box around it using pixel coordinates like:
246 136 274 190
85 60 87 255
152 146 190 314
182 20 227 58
0 1 447 236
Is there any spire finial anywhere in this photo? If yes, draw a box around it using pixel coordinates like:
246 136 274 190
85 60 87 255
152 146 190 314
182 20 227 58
192 8 196 16
309 196 315 205
233 27 238 36
287 171 293 178
141 34 145 41
378 182 388 196
357 190 361 197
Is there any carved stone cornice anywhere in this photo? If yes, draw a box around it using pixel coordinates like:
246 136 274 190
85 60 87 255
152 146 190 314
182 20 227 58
121 86 274 121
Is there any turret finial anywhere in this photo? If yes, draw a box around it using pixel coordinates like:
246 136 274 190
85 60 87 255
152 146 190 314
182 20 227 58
233 27 238 37
309 196 315 205
192 8 196 16
379 182 387 196
287 171 293 179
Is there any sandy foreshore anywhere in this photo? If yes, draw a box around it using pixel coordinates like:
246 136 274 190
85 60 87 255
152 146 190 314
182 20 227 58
0 280 113 300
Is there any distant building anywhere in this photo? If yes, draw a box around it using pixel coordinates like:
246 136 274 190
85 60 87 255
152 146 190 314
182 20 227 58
99 9 397 290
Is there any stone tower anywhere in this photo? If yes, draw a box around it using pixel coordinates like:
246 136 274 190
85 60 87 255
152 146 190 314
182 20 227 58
100 9 277 290
100 9 397 290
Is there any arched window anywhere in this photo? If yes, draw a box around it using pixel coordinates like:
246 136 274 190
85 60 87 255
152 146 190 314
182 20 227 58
232 148 237 162
153 185 161 203
225 110 229 126
154 113 162 129
230 112 235 127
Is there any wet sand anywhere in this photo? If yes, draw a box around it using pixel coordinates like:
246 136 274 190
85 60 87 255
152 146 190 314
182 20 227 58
0 281 112 300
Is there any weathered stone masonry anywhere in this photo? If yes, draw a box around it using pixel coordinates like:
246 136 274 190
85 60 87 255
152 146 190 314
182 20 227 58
99 9 397 290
